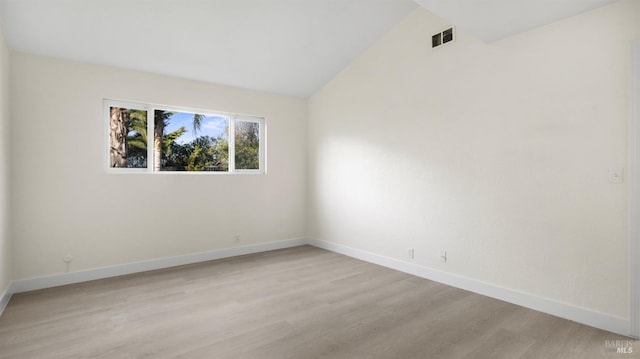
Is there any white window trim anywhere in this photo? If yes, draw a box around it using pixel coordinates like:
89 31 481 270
104 99 149 174
105 99 266 175
233 115 266 174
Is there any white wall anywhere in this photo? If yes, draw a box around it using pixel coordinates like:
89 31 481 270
10 53 307 280
0 27 11 296
308 0 640 319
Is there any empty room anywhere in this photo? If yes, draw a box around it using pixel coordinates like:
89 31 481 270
0 0 639 358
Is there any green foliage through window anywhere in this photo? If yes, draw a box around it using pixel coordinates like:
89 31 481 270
235 120 260 170
107 101 264 173
109 106 147 168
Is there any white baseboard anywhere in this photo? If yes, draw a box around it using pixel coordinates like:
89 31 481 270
9 238 307 294
0 283 11 317
307 238 631 337
3 236 632 338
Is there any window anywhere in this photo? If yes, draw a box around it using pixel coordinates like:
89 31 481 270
234 119 261 170
106 100 265 174
108 103 148 169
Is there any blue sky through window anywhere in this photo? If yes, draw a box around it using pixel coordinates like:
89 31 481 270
164 112 228 144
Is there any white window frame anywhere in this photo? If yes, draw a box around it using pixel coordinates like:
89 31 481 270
105 100 149 173
105 99 266 175
232 115 266 174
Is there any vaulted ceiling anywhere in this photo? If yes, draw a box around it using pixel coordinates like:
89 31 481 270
0 0 622 98
0 0 417 98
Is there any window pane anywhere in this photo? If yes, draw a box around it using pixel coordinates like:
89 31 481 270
109 107 147 168
154 110 229 172
234 120 260 170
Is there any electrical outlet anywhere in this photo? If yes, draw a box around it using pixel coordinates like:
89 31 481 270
233 235 240 243
440 251 447 263
408 248 414 259
608 168 624 184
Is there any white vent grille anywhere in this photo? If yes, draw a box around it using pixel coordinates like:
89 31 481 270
432 27 454 49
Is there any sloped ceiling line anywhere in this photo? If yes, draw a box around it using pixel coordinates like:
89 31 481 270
0 0 622 97
413 0 620 43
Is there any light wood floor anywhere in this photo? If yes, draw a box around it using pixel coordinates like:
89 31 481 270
0 246 636 359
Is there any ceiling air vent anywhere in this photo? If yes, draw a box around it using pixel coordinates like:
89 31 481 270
432 27 454 49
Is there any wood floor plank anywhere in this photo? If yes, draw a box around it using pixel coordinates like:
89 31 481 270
0 246 636 358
